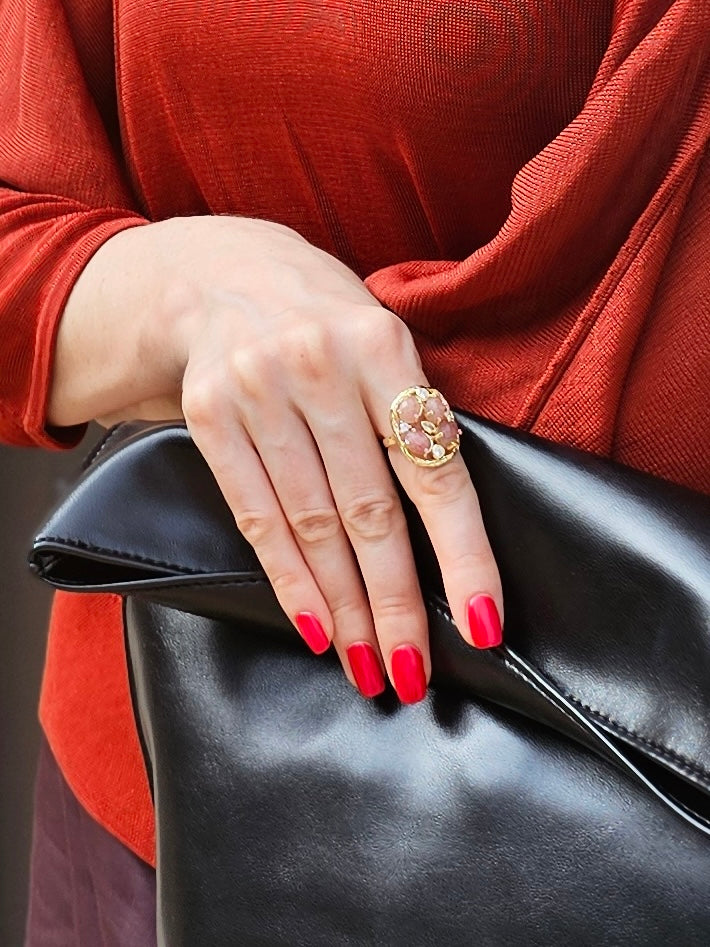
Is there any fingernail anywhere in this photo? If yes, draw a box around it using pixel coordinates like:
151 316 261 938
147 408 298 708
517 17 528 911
390 645 427 704
466 594 503 648
295 612 330 654
346 642 386 698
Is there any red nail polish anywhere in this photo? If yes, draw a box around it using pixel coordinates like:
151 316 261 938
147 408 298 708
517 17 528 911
390 645 427 704
295 612 330 654
466 594 503 648
346 642 386 698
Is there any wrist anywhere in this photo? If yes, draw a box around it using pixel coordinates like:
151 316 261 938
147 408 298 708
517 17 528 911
49 220 187 427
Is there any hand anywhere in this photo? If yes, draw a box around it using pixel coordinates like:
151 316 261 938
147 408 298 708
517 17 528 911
53 215 504 702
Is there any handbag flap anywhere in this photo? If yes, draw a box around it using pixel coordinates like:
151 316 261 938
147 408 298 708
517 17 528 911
29 417 710 809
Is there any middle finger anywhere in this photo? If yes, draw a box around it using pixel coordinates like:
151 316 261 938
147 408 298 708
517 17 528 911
249 412 389 699
305 401 431 704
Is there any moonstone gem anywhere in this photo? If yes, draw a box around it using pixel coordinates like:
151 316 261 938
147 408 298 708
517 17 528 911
397 396 422 424
423 396 446 424
438 419 460 448
431 444 446 460
420 420 437 435
414 386 430 400
398 420 411 433
403 429 431 458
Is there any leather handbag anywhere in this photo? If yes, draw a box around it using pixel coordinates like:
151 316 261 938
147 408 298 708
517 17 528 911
30 414 710 946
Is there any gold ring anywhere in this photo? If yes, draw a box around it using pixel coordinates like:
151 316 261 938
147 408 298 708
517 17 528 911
382 386 461 467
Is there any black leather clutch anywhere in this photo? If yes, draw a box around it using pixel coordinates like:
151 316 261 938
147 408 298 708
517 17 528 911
30 414 710 946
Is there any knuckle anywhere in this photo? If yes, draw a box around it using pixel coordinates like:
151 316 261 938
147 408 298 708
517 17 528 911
283 319 333 382
289 506 341 545
234 509 277 547
229 348 274 400
416 462 470 502
269 569 304 599
182 380 219 428
330 598 370 628
449 548 498 577
341 495 398 541
372 591 417 622
354 308 411 357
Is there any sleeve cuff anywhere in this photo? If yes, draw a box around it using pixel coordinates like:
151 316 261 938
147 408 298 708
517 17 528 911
22 210 149 450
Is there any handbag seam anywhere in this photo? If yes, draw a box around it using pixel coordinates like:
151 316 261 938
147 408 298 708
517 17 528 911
34 573 269 591
429 602 710 791
81 424 127 470
33 535 204 575
136 576 268 590
561 696 710 786
499 657 591 742
500 654 710 831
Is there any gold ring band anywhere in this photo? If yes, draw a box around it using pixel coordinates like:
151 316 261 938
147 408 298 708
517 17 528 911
382 386 461 467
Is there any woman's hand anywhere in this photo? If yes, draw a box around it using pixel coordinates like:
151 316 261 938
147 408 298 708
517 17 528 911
50 215 503 702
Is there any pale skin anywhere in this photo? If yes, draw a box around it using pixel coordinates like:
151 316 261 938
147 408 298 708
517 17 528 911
48 214 503 699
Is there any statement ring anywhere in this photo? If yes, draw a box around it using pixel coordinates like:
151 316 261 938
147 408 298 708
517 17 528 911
382 386 462 467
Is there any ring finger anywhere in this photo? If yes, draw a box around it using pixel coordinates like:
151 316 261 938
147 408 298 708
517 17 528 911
367 382 504 652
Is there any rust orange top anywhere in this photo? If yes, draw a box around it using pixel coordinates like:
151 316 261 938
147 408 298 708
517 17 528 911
1 0 708 865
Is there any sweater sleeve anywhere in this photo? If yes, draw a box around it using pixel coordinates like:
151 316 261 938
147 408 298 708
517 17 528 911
0 0 148 448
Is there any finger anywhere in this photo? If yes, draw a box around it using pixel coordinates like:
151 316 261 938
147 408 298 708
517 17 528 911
368 382 504 650
184 405 335 657
304 400 431 704
246 412 387 699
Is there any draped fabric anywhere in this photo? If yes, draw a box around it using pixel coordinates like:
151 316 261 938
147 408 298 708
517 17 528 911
1 0 708 864
24 738 156 947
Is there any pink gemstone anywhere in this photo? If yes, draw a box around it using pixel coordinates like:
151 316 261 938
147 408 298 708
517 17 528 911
438 419 460 448
423 397 445 424
397 396 422 424
403 429 431 459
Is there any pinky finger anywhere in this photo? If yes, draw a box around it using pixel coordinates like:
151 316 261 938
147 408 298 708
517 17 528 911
188 421 334 655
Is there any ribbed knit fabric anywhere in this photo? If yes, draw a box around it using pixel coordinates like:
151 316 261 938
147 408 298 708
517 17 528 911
1 0 708 866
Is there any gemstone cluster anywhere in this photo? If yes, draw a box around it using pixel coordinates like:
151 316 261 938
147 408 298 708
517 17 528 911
389 386 461 467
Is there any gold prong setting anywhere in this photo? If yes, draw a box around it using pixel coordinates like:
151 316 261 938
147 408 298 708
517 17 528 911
385 386 461 467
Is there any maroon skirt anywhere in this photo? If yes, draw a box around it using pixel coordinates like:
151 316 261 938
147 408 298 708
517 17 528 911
24 736 157 946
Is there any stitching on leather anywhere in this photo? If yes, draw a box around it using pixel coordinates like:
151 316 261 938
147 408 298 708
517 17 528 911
560 695 710 785
34 535 204 575
499 655 584 734
427 601 710 789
